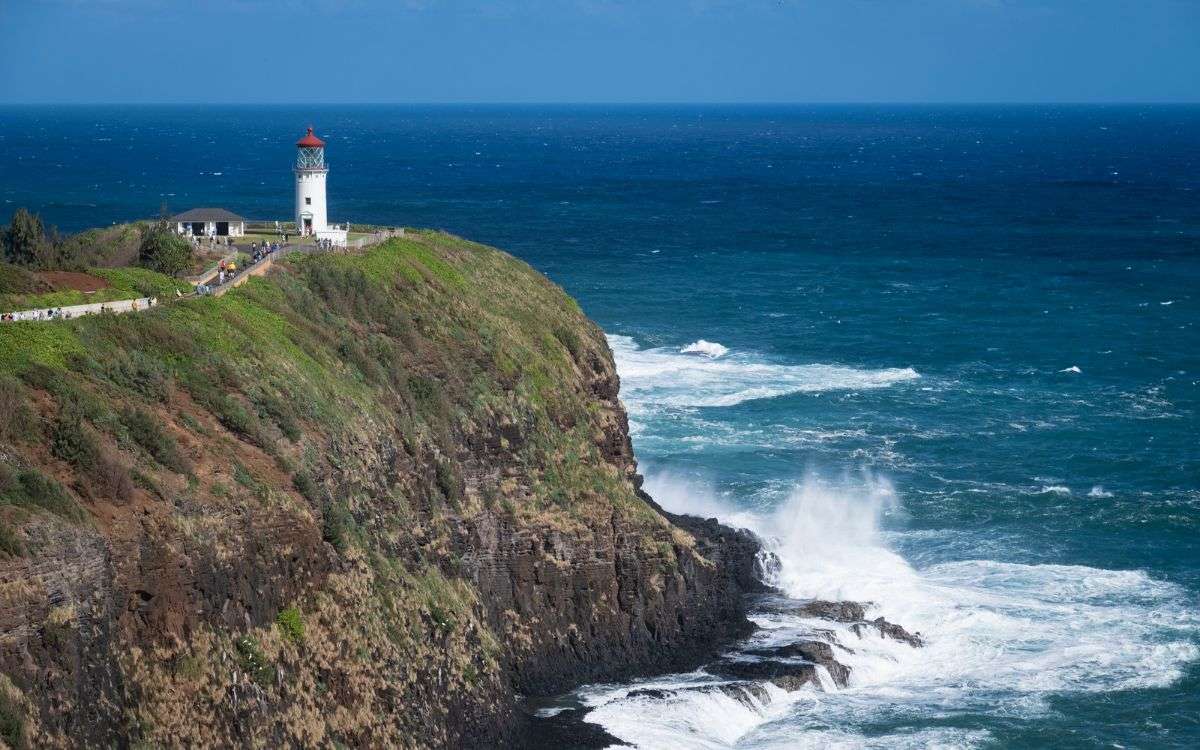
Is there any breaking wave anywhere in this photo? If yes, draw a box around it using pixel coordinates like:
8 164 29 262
579 472 1200 749
608 335 919 410
681 339 730 358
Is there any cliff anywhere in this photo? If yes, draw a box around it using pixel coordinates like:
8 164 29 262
0 232 762 748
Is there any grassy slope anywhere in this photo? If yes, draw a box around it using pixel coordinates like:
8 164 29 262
0 230 672 747
0 266 192 314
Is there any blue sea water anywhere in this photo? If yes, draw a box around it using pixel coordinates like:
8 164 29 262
2 105 1199 748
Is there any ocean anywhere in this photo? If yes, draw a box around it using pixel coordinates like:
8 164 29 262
2 104 1198 748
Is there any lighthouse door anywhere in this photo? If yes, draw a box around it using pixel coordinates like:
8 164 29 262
303 217 313 234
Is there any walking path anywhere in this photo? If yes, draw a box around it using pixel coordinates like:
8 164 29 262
1 228 406 323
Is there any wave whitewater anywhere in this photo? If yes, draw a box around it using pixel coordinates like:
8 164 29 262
575 473 1200 749
607 335 920 410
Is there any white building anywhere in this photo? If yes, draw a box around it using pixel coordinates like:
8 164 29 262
172 208 246 237
294 127 347 246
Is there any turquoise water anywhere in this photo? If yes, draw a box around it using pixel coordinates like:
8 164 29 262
3 105 1198 747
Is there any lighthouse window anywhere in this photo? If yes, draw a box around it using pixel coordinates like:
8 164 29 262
305 197 312 205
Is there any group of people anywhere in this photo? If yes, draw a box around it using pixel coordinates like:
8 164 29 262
189 234 236 249
1 297 157 323
249 241 279 264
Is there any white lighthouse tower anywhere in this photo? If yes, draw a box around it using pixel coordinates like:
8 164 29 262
294 127 328 237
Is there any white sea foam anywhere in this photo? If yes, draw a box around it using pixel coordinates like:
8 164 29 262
1038 484 1072 496
584 472 1200 749
681 339 730 358
608 335 919 410
1060 365 1082 373
1088 485 1115 498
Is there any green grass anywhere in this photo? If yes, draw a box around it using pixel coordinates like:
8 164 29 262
0 266 190 313
0 461 83 523
276 606 305 644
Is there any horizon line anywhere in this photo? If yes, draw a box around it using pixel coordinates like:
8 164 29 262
2 100 1199 107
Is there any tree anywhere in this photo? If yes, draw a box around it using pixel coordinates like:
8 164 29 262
138 216 191 276
3 208 51 266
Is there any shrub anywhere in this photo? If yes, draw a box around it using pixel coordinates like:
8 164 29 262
553 325 582 361
276 606 305 644
122 408 190 475
138 216 191 276
292 472 321 505
2 207 51 267
105 351 171 403
0 523 22 558
1 461 83 522
234 636 276 688
254 392 301 442
0 682 26 750
51 404 132 502
0 376 38 444
321 501 352 554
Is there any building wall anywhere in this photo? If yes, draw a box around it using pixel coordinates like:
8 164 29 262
295 169 328 235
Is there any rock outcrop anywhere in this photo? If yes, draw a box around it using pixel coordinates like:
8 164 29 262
0 231 762 748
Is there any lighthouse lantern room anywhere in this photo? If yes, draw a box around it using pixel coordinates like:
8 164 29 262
293 127 348 245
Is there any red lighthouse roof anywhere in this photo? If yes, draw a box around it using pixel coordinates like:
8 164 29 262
296 127 325 148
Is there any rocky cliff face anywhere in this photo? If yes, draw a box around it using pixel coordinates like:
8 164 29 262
0 232 762 749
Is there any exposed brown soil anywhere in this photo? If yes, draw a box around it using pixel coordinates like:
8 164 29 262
36 271 111 293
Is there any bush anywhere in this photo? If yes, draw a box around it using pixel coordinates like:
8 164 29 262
0 683 26 750
0 524 22 558
234 636 276 688
105 351 171 403
1 461 83 522
292 472 321 505
138 216 191 276
0 376 38 444
2 207 52 267
51 403 132 502
122 408 191 475
322 501 352 554
276 606 305 644
254 392 301 442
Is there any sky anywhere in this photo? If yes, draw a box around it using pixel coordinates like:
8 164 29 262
0 0 1198 103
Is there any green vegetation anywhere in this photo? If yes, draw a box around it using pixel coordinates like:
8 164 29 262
138 215 192 276
0 263 47 296
0 264 189 316
234 636 276 687
50 399 132 502
0 461 83 523
1 208 54 267
0 680 26 750
276 606 305 644
0 519 22 557
2 207 149 271
122 407 191 475
0 225 687 746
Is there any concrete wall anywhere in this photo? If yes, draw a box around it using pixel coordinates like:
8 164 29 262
2 297 160 322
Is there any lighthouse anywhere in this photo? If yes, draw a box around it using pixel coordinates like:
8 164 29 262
294 127 328 236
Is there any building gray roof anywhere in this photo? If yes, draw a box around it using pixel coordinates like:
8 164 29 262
170 208 246 223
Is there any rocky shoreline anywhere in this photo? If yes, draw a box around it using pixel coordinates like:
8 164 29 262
523 584 928 748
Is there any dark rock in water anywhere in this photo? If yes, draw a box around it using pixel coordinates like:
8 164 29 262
711 681 772 707
626 687 676 701
522 707 623 750
627 681 772 708
791 599 868 623
708 659 824 692
851 617 924 648
742 640 851 687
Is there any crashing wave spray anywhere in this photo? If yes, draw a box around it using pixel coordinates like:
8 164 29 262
622 471 1200 748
